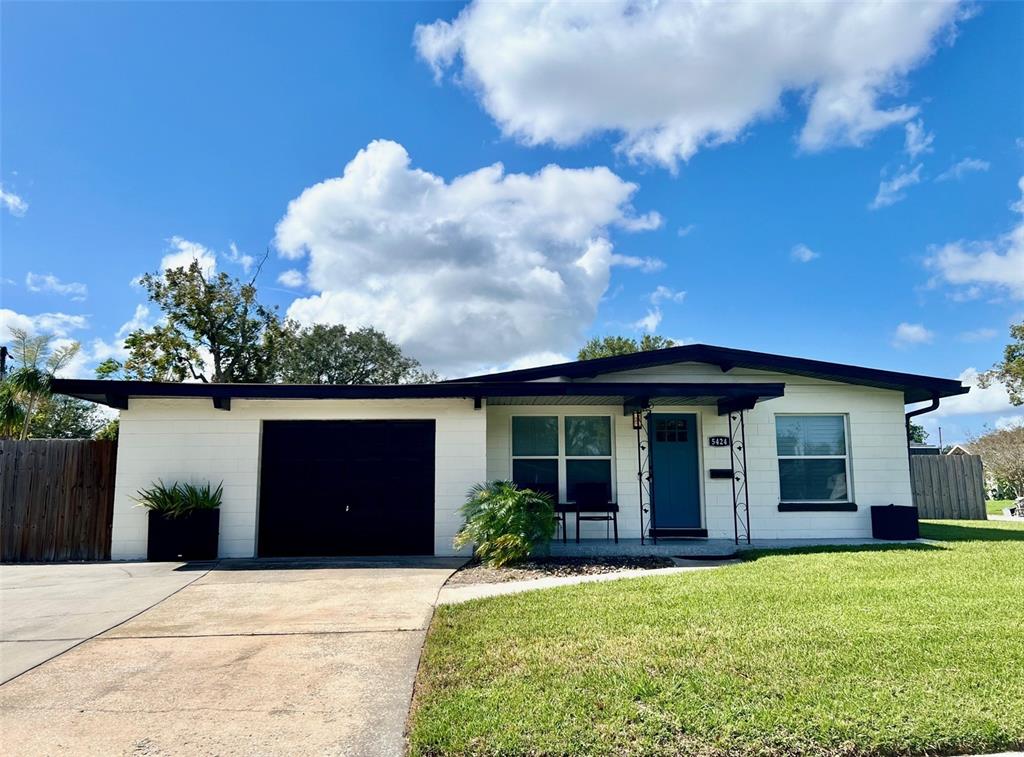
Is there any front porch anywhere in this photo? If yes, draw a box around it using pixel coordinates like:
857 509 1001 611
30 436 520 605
485 382 784 547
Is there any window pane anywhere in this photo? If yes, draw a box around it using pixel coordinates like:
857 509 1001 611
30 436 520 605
779 459 848 501
566 460 611 502
512 416 559 456
776 416 846 456
565 416 612 456
512 459 559 501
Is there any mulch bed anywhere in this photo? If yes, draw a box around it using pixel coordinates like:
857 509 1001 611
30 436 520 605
446 556 674 585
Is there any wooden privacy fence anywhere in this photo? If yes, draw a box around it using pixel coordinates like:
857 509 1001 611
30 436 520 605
910 453 987 520
1 439 117 562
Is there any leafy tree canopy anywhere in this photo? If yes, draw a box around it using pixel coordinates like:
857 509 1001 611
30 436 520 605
105 260 432 386
1 328 81 440
28 394 106 439
577 334 677 361
275 322 436 384
980 320 1023 405
121 260 280 383
969 425 1024 499
908 422 929 445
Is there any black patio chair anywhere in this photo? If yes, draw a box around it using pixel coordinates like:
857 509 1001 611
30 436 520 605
570 482 618 544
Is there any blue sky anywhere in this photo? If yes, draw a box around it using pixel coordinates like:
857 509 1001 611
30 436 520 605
1 1 1022 442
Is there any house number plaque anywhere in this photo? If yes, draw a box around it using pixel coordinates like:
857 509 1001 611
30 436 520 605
708 435 731 447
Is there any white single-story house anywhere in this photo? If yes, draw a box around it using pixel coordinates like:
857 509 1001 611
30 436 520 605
54 344 968 559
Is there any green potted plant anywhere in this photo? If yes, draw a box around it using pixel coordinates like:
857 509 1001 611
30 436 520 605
134 480 222 561
454 481 556 567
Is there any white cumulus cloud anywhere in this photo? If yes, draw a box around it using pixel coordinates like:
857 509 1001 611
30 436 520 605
610 254 665 273
277 269 306 288
116 304 153 339
275 139 659 373
0 184 28 216
892 322 934 348
925 176 1024 299
935 157 990 182
958 327 998 342
159 236 217 278
225 242 256 274
904 119 934 159
650 286 685 305
790 243 820 263
633 308 663 333
995 415 1024 431
923 367 1015 417
870 164 923 209
25 272 88 301
0 308 88 339
415 1 964 169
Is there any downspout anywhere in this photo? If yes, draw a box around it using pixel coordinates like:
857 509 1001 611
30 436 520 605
905 392 940 465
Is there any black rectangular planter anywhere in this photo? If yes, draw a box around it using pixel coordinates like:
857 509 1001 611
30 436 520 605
147 509 220 561
870 504 919 540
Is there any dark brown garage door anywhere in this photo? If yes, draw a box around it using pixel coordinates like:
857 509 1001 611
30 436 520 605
258 420 435 557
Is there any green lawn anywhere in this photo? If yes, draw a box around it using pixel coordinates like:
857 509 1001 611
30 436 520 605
409 520 1024 756
988 499 1015 515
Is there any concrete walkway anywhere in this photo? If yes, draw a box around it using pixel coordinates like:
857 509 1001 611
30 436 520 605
0 557 463 757
438 558 735 605
0 561 203 684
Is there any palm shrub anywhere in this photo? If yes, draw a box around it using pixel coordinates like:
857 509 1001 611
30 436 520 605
454 481 556 567
133 480 223 519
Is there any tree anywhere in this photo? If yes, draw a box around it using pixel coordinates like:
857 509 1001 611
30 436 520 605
578 334 676 360
274 322 436 384
980 320 1023 405
2 328 81 440
28 395 105 439
122 259 280 383
94 358 124 380
968 425 1024 499
0 382 24 438
908 422 929 445
94 418 119 441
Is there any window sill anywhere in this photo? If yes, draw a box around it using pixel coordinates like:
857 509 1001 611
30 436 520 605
777 502 858 512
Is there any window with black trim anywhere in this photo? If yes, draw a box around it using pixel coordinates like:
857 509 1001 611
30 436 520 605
511 416 559 502
775 414 851 502
511 415 614 503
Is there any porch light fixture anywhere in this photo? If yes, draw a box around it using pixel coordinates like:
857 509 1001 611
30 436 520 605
632 410 643 430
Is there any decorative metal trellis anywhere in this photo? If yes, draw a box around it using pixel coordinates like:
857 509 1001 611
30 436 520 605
633 408 656 544
727 410 751 545
636 405 751 545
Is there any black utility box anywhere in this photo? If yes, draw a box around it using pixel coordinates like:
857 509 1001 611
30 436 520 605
147 509 220 561
870 504 919 540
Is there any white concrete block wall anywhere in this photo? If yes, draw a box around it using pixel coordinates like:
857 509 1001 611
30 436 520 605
112 398 486 559
486 363 913 541
111 361 914 558
595 364 912 539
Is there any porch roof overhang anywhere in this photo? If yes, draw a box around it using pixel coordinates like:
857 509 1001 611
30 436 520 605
51 379 785 416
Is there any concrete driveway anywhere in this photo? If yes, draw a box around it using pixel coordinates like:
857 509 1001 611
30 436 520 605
1 561 203 684
0 557 463 756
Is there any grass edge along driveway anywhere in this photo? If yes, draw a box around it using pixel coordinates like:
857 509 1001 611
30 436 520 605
409 520 1024 757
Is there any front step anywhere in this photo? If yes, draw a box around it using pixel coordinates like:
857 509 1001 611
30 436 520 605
648 528 709 539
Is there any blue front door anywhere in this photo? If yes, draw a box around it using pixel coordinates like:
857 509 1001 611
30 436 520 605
650 413 701 528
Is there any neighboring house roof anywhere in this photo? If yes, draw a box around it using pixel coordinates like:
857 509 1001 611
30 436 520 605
446 343 968 404
946 444 972 455
51 379 785 416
